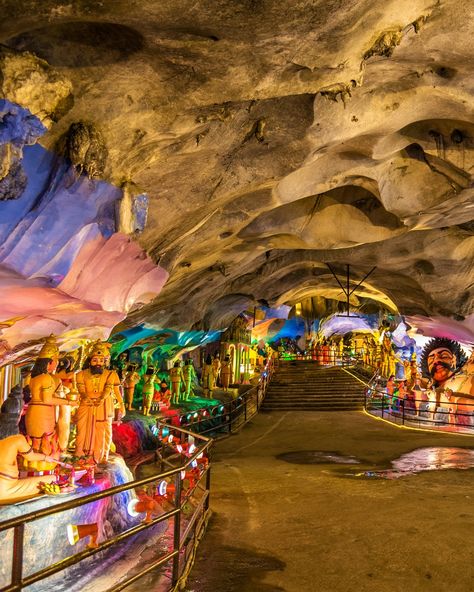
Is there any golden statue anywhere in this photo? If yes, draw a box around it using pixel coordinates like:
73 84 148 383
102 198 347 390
25 336 77 458
169 361 184 405
142 368 158 416
182 359 197 401
123 364 140 411
211 354 221 388
0 434 59 504
201 354 215 398
75 342 125 464
220 355 233 391
56 355 79 451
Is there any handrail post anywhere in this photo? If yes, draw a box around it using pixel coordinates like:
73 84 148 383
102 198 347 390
205 456 211 512
402 399 405 425
171 471 183 586
12 523 24 589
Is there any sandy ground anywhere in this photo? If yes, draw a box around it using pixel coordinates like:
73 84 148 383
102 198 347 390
185 410 474 592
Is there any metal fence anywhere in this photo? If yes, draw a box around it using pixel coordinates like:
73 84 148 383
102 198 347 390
362 374 474 432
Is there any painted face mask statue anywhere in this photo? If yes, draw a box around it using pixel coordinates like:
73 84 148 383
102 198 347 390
75 342 126 464
421 338 467 388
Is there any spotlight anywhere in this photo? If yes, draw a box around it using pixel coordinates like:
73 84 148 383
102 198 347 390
127 495 161 523
157 480 168 496
181 468 200 491
67 523 99 549
176 441 196 455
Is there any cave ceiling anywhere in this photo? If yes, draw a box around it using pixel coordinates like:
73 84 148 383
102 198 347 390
0 0 473 358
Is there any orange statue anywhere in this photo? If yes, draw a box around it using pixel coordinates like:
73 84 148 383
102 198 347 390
56 355 79 452
169 361 184 405
75 342 125 464
220 355 233 391
123 364 140 411
0 434 59 504
201 354 215 398
25 336 77 458
211 354 221 388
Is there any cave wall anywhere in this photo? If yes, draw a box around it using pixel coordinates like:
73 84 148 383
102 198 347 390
0 0 473 361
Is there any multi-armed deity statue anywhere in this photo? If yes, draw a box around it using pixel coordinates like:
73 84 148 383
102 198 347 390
75 341 126 464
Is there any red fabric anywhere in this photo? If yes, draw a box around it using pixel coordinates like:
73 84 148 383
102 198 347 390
112 422 141 457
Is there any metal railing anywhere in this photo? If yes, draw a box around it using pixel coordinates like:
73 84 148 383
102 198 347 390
358 371 474 432
0 425 212 592
276 349 366 367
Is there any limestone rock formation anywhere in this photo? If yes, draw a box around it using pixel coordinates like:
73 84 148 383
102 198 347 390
0 0 472 357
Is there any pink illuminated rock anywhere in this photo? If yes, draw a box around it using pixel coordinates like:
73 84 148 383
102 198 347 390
0 234 168 362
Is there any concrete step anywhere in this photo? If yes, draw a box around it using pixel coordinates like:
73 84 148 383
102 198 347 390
261 405 364 411
264 365 365 411
264 395 365 400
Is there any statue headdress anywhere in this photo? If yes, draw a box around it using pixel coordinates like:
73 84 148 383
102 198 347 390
37 335 60 359
90 341 112 358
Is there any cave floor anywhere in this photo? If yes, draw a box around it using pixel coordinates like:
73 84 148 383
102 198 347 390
184 410 474 592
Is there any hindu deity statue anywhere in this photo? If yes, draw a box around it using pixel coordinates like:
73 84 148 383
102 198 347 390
123 364 141 411
380 333 396 378
142 367 158 415
212 353 221 388
153 380 171 411
56 355 79 451
201 354 215 398
169 360 184 405
25 335 77 458
0 434 59 504
421 338 467 388
220 355 233 391
182 359 197 401
442 350 474 425
75 342 125 464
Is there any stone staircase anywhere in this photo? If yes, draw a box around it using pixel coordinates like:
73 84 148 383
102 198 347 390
262 360 366 411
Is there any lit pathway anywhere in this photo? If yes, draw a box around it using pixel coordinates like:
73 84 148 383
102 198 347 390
185 410 474 592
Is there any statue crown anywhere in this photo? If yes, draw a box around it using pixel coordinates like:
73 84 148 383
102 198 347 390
37 335 60 359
